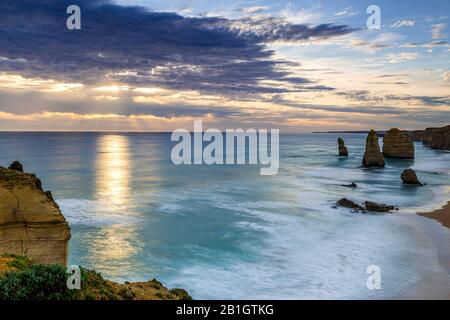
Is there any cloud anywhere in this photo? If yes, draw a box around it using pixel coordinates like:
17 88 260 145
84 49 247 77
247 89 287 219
400 42 419 48
239 7 269 14
391 20 415 28
335 7 356 17
347 33 403 53
348 39 390 52
385 52 419 64
443 71 450 82
336 90 450 107
422 40 449 48
431 23 447 39
0 0 354 98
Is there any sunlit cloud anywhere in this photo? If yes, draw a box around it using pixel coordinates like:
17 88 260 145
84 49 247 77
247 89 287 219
0 73 83 92
94 86 130 93
391 20 415 28
386 52 419 64
93 95 121 101
431 23 447 39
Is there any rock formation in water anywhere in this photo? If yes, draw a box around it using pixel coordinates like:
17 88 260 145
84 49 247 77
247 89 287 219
362 130 385 168
336 198 396 213
410 125 450 150
0 162 71 265
336 198 364 211
382 128 414 159
341 182 357 188
401 169 423 186
337 138 348 156
364 201 396 213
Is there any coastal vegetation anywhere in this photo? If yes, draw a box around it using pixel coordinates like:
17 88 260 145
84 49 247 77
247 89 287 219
0 254 191 300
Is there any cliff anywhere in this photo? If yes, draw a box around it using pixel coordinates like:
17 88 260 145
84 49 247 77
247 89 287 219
0 165 70 265
410 125 450 150
0 163 191 300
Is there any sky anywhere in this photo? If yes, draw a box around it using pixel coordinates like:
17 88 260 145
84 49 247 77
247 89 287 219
0 0 449 132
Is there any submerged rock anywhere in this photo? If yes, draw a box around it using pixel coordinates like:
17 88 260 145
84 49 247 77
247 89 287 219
336 198 396 213
0 165 71 265
382 128 415 159
362 130 385 168
341 182 358 188
337 138 348 156
401 169 423 186
364 201 395 213
336 198 364 211
8 161 23 172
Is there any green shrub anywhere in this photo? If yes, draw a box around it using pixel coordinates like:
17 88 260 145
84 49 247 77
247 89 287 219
169 288 192 300
1 253 32 271
0 264 74 300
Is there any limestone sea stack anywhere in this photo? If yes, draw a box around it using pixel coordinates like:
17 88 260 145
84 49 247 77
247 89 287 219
337 138 348 156
401 169 423 186
382 128 414 159
362 130 385 168
0 163 70 265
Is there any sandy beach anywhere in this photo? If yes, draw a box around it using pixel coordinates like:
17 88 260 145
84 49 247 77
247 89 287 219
419 201 450 230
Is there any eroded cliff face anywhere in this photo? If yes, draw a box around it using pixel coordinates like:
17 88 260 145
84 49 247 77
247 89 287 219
0 165 70 266
410 125 450 150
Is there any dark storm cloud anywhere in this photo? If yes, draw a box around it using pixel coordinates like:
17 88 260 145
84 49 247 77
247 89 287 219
0 89 247 118
0 0 354 95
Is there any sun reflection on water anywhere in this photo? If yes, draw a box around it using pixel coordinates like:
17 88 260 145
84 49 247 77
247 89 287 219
96 134 131 207
92 134 141 264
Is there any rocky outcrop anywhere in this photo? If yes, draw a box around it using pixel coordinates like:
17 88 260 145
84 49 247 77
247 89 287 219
336 198 364 211
382 128 414 159
0 163 70 266
401 169 423 186
8 161 23 172
341 182 357 188
364 201 395 213
362 130 385 167
336 198 396 213
410 125 450 150
337 138 348 156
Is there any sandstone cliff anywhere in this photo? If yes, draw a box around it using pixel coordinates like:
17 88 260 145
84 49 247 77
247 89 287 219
410 125 450 150
362 130 385 167
0 164 70 266
382 128 414 159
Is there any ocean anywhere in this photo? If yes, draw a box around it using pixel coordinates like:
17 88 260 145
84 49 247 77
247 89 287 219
1 132 450 299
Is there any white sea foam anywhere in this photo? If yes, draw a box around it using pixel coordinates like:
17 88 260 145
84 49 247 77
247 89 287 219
59 198 141 226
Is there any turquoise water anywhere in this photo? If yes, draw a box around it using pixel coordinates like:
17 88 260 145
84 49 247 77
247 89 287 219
1 132 450 299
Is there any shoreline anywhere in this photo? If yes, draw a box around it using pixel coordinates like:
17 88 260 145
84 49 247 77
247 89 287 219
412 201 450 299
418 201 450 230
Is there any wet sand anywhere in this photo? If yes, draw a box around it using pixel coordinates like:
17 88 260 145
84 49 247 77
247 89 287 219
419 201 450 230
413 202 450 300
